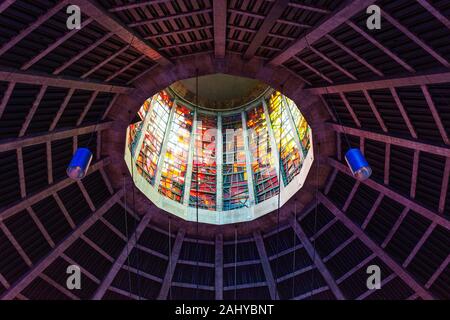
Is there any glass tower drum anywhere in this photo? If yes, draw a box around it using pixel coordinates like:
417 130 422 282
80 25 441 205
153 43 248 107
125 88 314 225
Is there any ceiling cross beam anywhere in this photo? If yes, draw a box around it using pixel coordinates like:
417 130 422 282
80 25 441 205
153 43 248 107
92 211 153 300
308 71 450 94
0 189 124 300
421 85 449 145
345 21 415 73
329 123 450 158
0 1 68 57
382 10 450 68
416 0 450 30
157 229 185 300
269 0 377 66
244 0 290 59
19 85 48 137
70 0 172 66
21 18 94 71
213 0 227 58
0 158 109 222
0 121 112 152
318 192 434 300
324 34 384 77
0 69 132 94
253 231 279 300
327 157 450 230
289 217 345 300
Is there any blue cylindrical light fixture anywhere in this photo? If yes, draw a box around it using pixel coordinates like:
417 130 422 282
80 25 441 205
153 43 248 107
345 148 372 181
67 148 93 180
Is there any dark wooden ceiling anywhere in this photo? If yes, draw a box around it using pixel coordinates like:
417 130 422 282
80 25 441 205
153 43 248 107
0 0 449 301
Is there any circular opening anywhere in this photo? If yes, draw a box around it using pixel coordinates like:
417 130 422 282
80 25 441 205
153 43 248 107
124 75 314 224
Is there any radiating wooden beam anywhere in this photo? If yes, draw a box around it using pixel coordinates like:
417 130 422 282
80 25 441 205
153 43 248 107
389 87 418 139
403 222 436 268
329 124 450 158
269 0 377 65
21 18 94 71
361 193 384 230
27 207 55 248
309 46 357 80
0 0 15 14
286 2 330 14
215 233 223 300
76 91 99 126
46 142 53 185
345 21 415 73
82 46 129 79
244 0 290 59
336 253 376 284
0 223 32 267
289 218 345 300
108 0 170 12
382 207 409 248
53 32 114 75
343 181 360 212
0 69 132 94
382 10 450 68
293 56 333 84
77 181 96 212
363 90 388 132
19 85 48 137
49 88 75 131
0 81 15 119
384 144 391 185
438 157 450 214
129 9 212 28
318 192 434 300
325 34 384 77
323 235 357 262
356 273 396 300
0 189 123 300
92 211 152 300
328 157 450 230
0 122 111 152
421 85 449 145
40 273 79 300
417 0 450 29
105 55 146 82
0 273 9 289
339 93 361 127
16 148 26 198
71 0 172 66
53 192 76 229
425 255 449 289
101 93 120 120
157 229 185 300
410 150 420 199
213 0 227 58
308 71 450 94
253 231 279 300
0 158 109 222
0 1 68 57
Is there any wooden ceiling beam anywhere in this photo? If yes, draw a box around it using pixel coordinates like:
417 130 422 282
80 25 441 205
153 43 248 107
269 0 377 65
71 0 172 66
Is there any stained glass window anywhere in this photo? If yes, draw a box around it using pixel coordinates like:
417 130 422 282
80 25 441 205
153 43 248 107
189 113 217 210
246 105 279 204
158 103 193 203
286 96 311 156
222 114 249 210
136 91 173 185
268 91 302 185
125 88 313 224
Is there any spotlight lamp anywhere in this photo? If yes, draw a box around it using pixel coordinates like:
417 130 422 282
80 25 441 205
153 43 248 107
345 148 372 181
67 148 93 180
